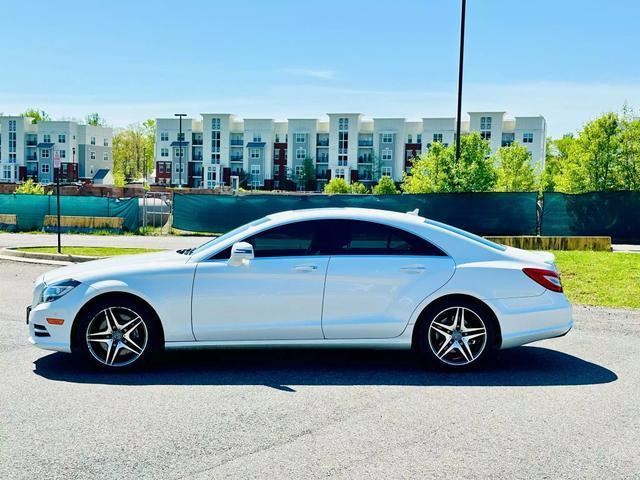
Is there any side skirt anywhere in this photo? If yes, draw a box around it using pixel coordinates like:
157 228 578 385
165 337 413 350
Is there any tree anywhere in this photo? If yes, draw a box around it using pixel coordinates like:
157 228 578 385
86 113 107 126
555 112 622 193
298 158 316 191
350 181 368 194
112 120 155 182
372 176 399 194
402 133 496 193
540 135 574 192
323 178 350 194
15 179 44 194
619 105 640 190
494 142 537 192
23 108 50 124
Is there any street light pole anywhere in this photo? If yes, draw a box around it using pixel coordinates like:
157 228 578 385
174 113 187 188
455 0 467 163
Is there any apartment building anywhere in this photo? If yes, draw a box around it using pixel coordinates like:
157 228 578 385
0 116 113 184
153 112 546 190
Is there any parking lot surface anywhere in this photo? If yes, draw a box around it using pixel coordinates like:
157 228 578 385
1 259 639 479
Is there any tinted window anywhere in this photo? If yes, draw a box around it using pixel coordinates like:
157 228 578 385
210 219 445 259
337 220 445 256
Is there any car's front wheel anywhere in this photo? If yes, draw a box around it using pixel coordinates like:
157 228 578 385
74 297 162 370
415 299 496 371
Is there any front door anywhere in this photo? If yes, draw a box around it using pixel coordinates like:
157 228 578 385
191 221 329 341
320 220 456 339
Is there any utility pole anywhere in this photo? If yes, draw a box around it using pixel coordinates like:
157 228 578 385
455 0 467 163
174 113 187 188
55 166 61 253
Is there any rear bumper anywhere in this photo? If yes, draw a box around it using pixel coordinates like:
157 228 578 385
486 290 573 349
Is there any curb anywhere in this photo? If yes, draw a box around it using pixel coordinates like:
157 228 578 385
1 247 99 265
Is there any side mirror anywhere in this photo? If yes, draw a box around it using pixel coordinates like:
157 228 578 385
228 241 254 266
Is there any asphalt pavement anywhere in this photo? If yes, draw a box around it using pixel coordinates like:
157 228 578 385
1 259 639 479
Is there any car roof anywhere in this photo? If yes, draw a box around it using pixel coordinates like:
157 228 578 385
266 207 426 225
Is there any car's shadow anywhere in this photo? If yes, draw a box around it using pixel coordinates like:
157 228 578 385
33 346 617 390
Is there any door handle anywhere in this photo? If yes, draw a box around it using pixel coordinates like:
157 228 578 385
293 264 318 272
400 265 427 273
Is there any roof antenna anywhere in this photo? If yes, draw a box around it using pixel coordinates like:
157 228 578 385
406 208 419 216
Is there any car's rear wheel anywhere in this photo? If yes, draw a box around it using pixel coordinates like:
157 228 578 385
416 299 496 371
74 297 162 370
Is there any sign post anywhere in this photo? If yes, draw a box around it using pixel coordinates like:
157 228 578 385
53 151 62 254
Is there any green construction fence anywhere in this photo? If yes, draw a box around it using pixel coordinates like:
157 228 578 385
173 192 540 236
0 194 139 231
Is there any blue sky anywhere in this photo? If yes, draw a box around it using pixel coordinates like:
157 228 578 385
1 0 639 136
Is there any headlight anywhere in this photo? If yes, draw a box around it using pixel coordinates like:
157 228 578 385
39 279 81 304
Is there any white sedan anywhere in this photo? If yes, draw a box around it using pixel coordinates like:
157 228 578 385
27 208 572 371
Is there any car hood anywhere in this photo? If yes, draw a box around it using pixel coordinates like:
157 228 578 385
503 247 557 270
43 250 190 285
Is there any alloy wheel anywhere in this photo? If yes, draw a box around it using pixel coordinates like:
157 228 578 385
428 306 487 366
86 307 148 367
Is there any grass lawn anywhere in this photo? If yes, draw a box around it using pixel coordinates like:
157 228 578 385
17 246 163 257
553 251 640 309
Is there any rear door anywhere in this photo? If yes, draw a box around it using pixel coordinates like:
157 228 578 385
320 220 455 339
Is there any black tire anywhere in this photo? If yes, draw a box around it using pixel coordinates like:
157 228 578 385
415 298 497 371
73 296 163 371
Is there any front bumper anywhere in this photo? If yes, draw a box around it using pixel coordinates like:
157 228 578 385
486 290 573 349
27 282 94 353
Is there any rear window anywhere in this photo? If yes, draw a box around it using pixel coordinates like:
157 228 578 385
424 219 506 251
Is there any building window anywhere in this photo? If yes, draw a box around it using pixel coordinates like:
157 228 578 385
211 131 220 153
382 133 393 143
103 152 109 161
381 166 392 177
41 149 50 158
480 131 492 140
296 147 306 160
41 164 50 173
382 148 392 161
58 134 66 143
104 138 109 147
211 118 221 130
335 168 346 179
161 132 169 141
161 148 169 157
251 164 261 175
211 153 221 164
407 134 413 143
295 165 304 177
523 132 534 143
250 148 260 159
3 165 12 180
90 151 96 160
253 133 261 142
43 134 51 143
295 133 305 143
433 133 443 143
174 147 184 157
91 136 96 145
175 163 183 173
417 134 422 144
338 118 349 131
480 116 492 131
274 149 280 160
274 133 280 143
59 150 66 158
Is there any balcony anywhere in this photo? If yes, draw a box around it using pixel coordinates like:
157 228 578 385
358 140 373 147
316 156 329 163
231 156 243 162
192 138 203 146
26 140 37 147
192 155 203 161
317 139 329 147
358 155 372 164
230 139 244 146
26 155 37 161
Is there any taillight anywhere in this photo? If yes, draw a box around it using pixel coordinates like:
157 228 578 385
522 268 563 293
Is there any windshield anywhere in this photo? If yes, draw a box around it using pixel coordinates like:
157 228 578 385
190 217 271 255
424 219 507 251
